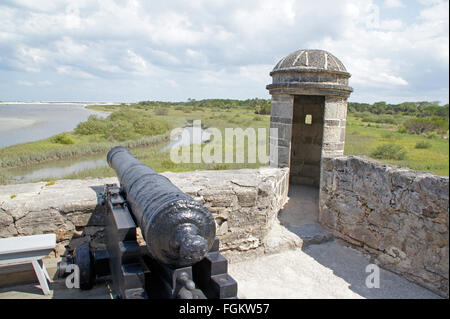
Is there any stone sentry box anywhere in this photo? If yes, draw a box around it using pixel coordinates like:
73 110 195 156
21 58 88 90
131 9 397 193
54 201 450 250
267 49 353 186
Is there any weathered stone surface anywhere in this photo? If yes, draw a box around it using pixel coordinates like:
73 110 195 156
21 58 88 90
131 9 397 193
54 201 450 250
0 210 17 237
0 168 290 262
14 209 75 241
319 155 449 297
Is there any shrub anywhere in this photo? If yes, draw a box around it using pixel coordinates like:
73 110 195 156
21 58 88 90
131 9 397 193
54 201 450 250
161 158 176 170
381 132 394 139
105 120 138 141
75 115 107 135
403 117 448 135
133 118 170 136
371 143 407 160
255 104 271 115
427 132 439 139
51 134 75 144
397 125 407 134
415 141 432 149
155 107 169 115
74 109 170 142
361 114 397 124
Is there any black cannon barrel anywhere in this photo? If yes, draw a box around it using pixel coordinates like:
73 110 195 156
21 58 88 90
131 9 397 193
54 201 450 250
107 146 216 267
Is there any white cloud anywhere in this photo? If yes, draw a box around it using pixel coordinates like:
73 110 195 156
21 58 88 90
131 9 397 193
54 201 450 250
0 0 448 103
350 58 408 87
57 65 97 79
125 49 153 75
18 80 52 86
239 64 272 84
383 0 405 8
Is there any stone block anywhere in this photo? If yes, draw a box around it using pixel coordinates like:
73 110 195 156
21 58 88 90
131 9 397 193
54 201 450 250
15 209 75 241
323 126 342 143
270 122 292 141
324 97 347 119
235 188 258 207
324 119 340 126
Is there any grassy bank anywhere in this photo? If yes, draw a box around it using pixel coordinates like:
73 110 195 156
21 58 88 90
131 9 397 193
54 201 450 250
0 132 170 168
0 107 171 168
345 116 449 176
0 100 448 185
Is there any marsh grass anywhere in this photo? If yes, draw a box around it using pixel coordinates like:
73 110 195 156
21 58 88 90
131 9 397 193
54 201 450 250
0 108 448 184
0 133 169 168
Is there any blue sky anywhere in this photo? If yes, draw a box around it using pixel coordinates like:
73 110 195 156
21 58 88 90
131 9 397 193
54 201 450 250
0 0 448 104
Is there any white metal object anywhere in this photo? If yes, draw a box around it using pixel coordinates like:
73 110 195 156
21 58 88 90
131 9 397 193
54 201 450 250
0 234 56 295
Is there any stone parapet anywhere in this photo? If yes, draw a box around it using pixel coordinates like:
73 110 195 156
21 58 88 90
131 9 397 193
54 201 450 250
0 168 299 263
319 155 449 297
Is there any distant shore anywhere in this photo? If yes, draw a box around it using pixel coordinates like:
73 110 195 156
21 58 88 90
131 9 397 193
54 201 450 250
0 101 123 105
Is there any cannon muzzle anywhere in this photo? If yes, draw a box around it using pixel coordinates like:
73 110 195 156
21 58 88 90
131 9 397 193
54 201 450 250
107 146 216 267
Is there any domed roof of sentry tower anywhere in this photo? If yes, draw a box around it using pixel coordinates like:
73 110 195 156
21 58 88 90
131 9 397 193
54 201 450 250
271 49 348 74
267 49 353 97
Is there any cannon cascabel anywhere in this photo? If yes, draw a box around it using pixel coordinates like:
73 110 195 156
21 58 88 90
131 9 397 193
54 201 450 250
106 146 216 267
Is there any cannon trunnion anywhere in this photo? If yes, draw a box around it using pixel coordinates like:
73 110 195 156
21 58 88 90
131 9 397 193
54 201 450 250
68 147 237 299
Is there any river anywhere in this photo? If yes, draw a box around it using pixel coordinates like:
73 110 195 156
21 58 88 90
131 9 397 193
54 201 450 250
0 103 107 148
3 125 212 183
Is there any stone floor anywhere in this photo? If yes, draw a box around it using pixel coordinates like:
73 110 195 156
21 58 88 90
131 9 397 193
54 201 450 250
0 280 112 299
0 240 440 299
278 184 334 246
229 242 440 299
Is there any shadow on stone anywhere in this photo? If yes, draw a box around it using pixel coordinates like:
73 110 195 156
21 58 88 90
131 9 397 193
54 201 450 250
51 184 109 299
302 241 441 299
277 183 440 298
278 184 333 248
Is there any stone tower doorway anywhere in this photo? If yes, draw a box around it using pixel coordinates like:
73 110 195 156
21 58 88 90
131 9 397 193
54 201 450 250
290 95 324 187
266 49 352 237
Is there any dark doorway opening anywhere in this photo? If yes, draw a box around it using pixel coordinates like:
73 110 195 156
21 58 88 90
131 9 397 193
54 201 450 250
289 95 324 187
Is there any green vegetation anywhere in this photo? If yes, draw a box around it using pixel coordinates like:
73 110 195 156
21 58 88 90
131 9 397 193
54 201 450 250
0 108 170 168
0 132 170 168
415 141 432 149
75 110 170 141
0 98 448 185
371 143 407 160
403 117 448 135
51 133 75 145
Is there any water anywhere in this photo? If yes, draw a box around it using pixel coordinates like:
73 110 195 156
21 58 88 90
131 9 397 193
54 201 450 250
162 126 211 152
5 126 211 182
8 156 107 183
0 103 107 148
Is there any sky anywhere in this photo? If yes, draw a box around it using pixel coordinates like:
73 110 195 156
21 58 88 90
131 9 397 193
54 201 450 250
0 0 448 104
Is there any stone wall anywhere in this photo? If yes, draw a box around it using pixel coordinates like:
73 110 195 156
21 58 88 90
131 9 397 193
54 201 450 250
319 155 449 297
0 168 298 263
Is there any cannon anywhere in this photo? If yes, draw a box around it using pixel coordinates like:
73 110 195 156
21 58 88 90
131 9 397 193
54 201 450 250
59 146 237 299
